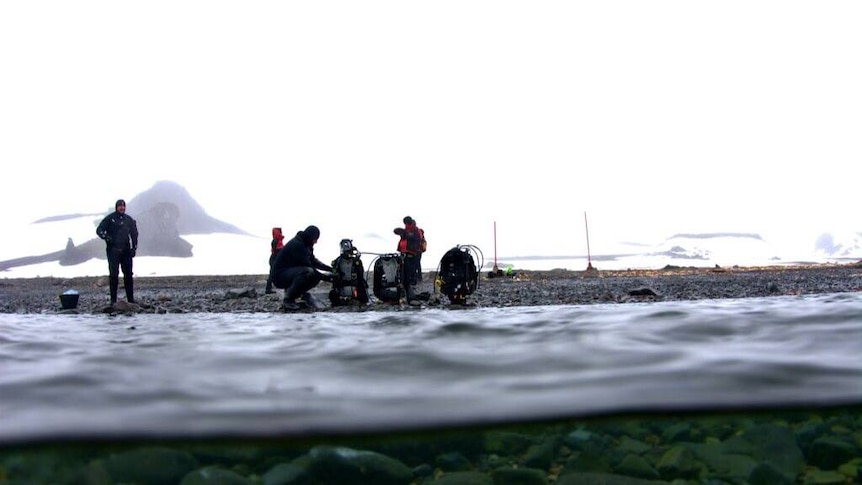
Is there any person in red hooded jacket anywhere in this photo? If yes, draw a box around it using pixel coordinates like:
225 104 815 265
265 227 284 294
394 216 426 305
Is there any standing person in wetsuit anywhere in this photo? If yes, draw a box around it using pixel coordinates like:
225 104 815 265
265 227 284 294
394 216 425 305
96 199 139 306
270 225 334 311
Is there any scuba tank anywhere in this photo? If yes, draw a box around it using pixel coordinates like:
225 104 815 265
436 244 483 305
329 239 369 306
371 253 404 303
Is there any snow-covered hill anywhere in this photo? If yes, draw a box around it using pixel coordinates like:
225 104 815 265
648 233 781 266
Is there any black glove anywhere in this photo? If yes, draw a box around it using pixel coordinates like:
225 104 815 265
105 236 113 245
130 248 136 258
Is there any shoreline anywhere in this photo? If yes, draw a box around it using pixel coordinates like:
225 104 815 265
1 261 860 314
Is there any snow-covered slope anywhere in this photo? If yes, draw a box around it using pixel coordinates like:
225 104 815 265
648 233 781 266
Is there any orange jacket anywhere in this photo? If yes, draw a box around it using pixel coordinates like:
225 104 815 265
394 222 425 255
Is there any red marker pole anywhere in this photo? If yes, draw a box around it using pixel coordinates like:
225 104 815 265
584 212 594 271
493 221 499 272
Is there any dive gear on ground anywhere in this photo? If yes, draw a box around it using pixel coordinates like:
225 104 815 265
435 244 483 305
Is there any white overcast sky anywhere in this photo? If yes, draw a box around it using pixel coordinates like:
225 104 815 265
1 1 859 261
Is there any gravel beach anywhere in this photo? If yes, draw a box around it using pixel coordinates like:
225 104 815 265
2 262 860 314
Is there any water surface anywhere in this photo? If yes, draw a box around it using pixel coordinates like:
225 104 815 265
1 292 860 444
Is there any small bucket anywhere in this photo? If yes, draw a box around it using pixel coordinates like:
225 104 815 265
59 291 80 310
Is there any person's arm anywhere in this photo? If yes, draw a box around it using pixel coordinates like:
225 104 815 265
96 215 111 243
311 254 333 273
130 218 139 256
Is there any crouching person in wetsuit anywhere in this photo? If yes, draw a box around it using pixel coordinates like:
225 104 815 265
270 225 334 311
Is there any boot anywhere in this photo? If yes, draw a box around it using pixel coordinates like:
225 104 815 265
406 285 420 306
302 292 324 310
265 275 275 294
110 280 118 305
282 290 301 311
125 279 135 304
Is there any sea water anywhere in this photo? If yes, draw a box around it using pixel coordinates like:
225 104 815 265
1 293 861 484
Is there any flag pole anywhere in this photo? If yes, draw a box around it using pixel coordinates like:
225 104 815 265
584 212 595 271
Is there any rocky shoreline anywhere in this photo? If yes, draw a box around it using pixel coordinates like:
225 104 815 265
1 262 860 314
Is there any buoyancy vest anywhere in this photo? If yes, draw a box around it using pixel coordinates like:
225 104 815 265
329 239 369 306
437 245 479 304
396 223 424 255
373 253 404 303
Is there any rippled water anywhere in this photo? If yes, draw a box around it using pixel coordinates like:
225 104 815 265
2 292 860 445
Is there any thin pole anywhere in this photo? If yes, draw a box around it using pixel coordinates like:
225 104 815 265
493 221 499 272
584 212 594 271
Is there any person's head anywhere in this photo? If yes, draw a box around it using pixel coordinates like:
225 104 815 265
272 227 283 238
115 199 126 213
403 216 414 225
301 225 320 246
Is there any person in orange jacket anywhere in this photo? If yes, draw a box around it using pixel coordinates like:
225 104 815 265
394 216 426 304
265 227 284 294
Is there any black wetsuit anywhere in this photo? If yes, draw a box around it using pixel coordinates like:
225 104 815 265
270 229 333 302
96 211 139 304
